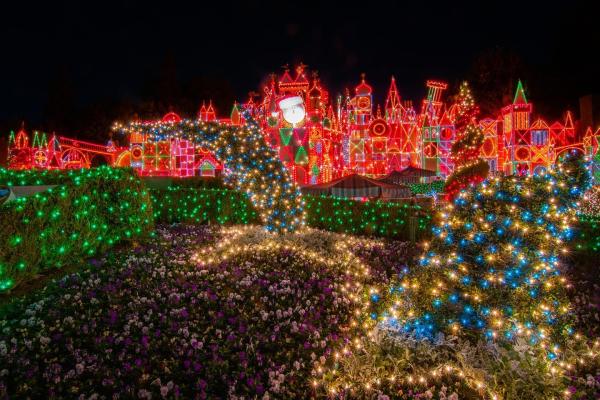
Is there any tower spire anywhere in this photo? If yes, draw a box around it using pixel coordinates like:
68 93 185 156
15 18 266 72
513 79 528 104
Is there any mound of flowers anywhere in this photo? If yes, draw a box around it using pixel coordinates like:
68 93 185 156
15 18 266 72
0 224 411 398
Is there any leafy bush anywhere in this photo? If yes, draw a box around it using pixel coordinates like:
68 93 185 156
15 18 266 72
0 167 153 292
149 189 432 241
407 180 445 195
150 187 259 225
575 216 600 252
319 329 600 399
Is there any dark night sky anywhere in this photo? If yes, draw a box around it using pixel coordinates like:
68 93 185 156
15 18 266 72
0 0 598 133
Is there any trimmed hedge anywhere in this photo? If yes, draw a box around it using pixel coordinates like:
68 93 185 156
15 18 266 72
149 188 431 241
576 215 600 252
150 187 259 225
303 195 431 241
0 167 153 292
407 180 445 195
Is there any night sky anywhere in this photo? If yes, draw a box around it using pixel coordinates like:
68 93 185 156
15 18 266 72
1 0 598 138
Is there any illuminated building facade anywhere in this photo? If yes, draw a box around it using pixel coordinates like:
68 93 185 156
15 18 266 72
6 67 598 185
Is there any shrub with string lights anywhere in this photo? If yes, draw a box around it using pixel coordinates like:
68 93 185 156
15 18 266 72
369 151 591 352
115 112 305 233
581 185 600 217
444 81 489 201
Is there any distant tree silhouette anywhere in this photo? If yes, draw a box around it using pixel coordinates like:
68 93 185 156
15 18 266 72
467 48 528 117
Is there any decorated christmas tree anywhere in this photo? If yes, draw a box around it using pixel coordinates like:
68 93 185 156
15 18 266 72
444 81 489 201
371 152 591 351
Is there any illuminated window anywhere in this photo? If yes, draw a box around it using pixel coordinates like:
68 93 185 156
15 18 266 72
504 115 512 133
531 130 548 146
200 161 216 177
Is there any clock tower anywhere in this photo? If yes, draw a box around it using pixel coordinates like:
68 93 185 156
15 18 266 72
347 74 373 175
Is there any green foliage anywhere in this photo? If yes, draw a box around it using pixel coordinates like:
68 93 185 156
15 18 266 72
150 187 259 225
149 189 432 241
303 195 431 241
408 180 445 195
0 167 154 292
322 329 600 399
576 215 600 252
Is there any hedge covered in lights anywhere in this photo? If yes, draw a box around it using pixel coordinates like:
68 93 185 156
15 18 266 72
407 180 445 195
149 188 429 241
577 215 600 252
0 167 153 292
150 187 259 225
302 195 431 241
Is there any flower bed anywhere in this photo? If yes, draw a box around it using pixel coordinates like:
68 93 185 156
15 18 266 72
1 223 598 398
0 225 385 398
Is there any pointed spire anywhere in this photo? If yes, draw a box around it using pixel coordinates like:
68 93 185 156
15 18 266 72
564 110 574 129
8 130 15 147
32 131 41 147
385 76 402 115
15 123 29 149
231 102 241 125
294 63 309 84
40 132 48 147
513 80 528 104
279 68 294 84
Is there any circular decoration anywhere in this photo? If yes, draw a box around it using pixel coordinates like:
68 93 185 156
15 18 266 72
162 112 182 123
440 127 454 141
357 96 371 109
34 150 48 166
515 147 530 161
322 117 331 128
131 145 143 160
424 143 438 158
369 119 389 137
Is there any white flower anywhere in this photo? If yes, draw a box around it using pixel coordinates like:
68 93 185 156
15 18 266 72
76 363 85 374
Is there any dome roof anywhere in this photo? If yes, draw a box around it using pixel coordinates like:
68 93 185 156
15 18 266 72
162 111 182 123
355 74 372 95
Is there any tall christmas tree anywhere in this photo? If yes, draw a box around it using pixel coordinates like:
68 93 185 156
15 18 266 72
371 152 590 351
444 81 489 201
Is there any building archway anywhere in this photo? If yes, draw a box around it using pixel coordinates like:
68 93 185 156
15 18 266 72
62 148 90 169
90 154 110 167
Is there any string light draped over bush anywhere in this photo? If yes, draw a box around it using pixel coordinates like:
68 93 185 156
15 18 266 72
115 113 305 233
370 151 590 352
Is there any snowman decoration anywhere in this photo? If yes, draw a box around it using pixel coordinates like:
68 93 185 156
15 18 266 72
278 96 306 126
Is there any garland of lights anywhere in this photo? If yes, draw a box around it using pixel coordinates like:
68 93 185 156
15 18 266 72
368 152 590 352
115 112 305 233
